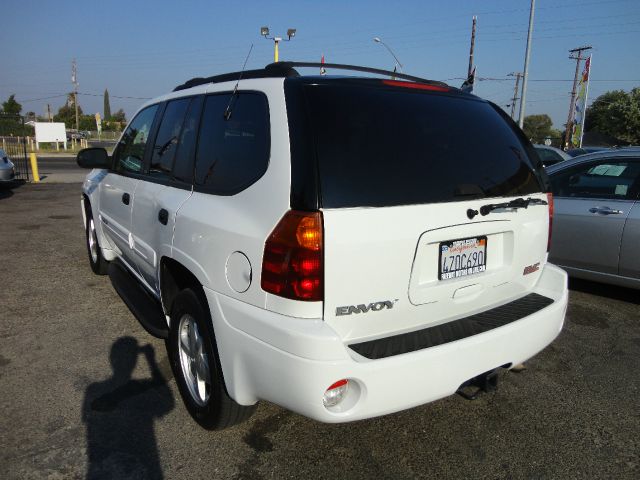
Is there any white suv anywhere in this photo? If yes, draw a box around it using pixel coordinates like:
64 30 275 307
78 62 568 430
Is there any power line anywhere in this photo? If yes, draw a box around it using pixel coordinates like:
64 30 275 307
18 93 68 103
78 92 152 100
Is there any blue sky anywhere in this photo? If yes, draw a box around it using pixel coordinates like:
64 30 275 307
1 0 639 129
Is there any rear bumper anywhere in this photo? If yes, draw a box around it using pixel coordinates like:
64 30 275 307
206 263 568 423
0 167 16 182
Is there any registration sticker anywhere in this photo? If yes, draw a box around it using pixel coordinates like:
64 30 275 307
439 236 487 280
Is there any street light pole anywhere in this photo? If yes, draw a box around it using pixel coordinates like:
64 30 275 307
273 38 280 62
373 37 403 73
261 27 296 62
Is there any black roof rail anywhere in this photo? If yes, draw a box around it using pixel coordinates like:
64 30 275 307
273 62 448 86
173 61 448 92
173 63 299 91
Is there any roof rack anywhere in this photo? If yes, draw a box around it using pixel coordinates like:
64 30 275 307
173 63 299 91
275 62 447 86
173 61 448 92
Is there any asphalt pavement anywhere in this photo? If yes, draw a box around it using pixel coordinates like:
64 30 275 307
33 155 87 183
0 182 639 479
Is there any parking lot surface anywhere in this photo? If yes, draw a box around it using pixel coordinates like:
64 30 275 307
1 183 639 479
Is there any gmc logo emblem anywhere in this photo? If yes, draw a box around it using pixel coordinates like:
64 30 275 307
335 300 397 316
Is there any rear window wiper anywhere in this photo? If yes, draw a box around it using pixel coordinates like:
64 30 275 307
479 197 548 217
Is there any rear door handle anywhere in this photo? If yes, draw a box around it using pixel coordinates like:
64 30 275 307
158 208 169 225
122 193 130 205
589 206 623 215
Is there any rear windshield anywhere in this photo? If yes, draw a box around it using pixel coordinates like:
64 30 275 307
300 83 543 208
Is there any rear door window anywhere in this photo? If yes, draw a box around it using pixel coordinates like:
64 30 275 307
299 83 543 208
149 98 191 181
194 92 270 195
172 96 203 184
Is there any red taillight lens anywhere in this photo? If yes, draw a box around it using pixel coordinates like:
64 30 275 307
547 192 554 252
261 210 323 301
382 80 450 92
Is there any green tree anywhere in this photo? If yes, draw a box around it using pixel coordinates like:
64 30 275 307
2 94 22 115
585 88 640 144
522 114 554 143
111 108 126 123
103 89 111 120
80 114 97 131
0 94 27 135
53 94 83 129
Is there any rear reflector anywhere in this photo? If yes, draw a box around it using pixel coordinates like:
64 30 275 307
382 80 450 92
546 192 554 252
323 379 349 408
261 210 323 301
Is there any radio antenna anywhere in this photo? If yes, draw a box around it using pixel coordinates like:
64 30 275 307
224 43 254 120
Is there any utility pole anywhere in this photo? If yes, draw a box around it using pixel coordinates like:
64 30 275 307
563 45 592 149
72 59 79 132
47 104 52 122
509 72 523 119
518 0 535 128
468 16 477 78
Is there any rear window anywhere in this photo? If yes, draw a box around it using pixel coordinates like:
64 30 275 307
299 83 543 208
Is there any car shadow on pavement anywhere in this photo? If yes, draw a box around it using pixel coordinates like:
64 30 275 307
0 179 25 200
82 337 174 479
569 277 640 305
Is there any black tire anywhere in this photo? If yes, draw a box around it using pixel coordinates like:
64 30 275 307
85 204 109 275
167 288 255 430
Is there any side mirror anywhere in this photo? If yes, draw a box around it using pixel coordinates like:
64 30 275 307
77 148 111 169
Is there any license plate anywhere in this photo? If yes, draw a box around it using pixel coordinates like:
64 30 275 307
439 236 487 280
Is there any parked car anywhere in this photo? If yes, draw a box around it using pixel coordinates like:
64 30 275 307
547 148 640 289
66 131 86 141
0 149 16 183
77 62 568 430
534 144 571 167
566 146 609 157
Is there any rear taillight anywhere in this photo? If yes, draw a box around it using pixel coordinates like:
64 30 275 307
261 210 323 301
546 192 554 252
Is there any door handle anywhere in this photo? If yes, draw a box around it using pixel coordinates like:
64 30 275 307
589 207 623 215
158 208 169 225
122 193 130 205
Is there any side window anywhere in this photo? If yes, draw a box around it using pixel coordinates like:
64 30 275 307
149 98 191 180
550 159 640 200
172 96 204 184
113 104 158 174
194 92 270 194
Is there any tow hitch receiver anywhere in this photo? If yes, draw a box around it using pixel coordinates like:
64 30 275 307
456 368 501 400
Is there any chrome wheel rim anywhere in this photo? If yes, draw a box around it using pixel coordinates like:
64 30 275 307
88 218 98 263
178 314 211 406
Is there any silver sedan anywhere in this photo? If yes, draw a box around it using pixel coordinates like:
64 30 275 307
547 148 640 289
0 149 16 183
534 144 571 167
